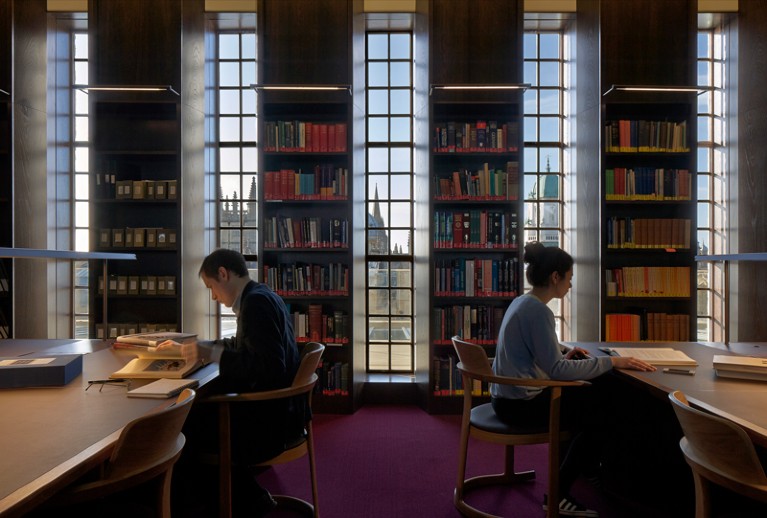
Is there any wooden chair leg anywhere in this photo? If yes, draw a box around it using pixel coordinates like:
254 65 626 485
307 422 320 518
692 473 711 518
219 403 232 518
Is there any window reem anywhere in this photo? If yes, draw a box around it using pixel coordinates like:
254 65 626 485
523 30 567 339
696 26 727 342
213 26 257 338
366 32 415 373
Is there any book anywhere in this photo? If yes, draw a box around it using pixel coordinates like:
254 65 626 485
127 378 199 399
110 353 202 380
713 355 767 381
609 347 698 366
113 331 197 349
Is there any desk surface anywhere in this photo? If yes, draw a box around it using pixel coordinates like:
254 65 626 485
0 339 217 517
576 341 767 447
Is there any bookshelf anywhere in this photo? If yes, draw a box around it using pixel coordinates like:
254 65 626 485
88 0 183 339
427 0 524 413
601 100 697 342
428 94 523 409
258 0 359 413
259 89 353 411
0 0 11 339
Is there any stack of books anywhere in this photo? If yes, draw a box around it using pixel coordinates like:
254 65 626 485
713 355 767 382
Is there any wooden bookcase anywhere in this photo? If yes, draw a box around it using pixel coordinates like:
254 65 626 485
88 0 183 338
88 96 182 338
600 100 697 342
0 0 11 339
427 0 524 413
259 0 359 413
259 89 354 413
597 0 698 343
429 95 523 406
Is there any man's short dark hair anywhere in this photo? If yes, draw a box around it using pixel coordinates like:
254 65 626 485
199 248 249 279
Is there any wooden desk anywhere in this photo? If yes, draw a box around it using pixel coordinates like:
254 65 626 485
0 339 217 517
577 341 767 447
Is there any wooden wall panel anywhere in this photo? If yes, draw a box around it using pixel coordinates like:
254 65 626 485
13 0 50 338
260 0 350 85
600 0 696 90
735 0 767 341
573 0 601 341
430 0 523 85
89 0 181 86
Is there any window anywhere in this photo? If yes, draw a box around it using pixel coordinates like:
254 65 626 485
696 24 728 342
523 29 568 338
365 32 415 373
209 17 257 337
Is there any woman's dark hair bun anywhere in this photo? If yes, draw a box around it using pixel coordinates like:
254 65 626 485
523 241 546 265
523 241 574 287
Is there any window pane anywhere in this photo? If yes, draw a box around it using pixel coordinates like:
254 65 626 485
368 149 389 173
539 117 559 142
369 263 389 288
390 34 410 59
368 175 388 199
389 89 410 115
539 34 559 59
75 174 89 199
390 148 410 173
242 34 256 59
368 62 388 87
389 229 410 254
368 33 388 59
220 90 240 114
390 174 410 199
390 202 411 227
524 116 537 141
368 117 389 142
524 61 537 86
242 62 256 87
74 62 88 85
220 117 240 141
390 117 411 142
539 62 559 87
369 289 389 314
242 117 257 142
523 33 537 59
539 89 559 114
219 34 240 59
389 62 410 87
219 62 240 87
75 116 89 143
368 89 388 114
220 148 241 172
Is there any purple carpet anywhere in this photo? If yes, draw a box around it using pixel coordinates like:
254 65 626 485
257 404 649 518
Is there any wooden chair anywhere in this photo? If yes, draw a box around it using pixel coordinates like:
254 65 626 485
451 336 589 518
668 390 767 517
42 388 196 517
204 342 325 518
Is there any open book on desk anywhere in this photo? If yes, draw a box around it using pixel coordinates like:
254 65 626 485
110 347 202 379
608 347 698 366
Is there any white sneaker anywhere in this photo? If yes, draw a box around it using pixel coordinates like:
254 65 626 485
542 494 599 517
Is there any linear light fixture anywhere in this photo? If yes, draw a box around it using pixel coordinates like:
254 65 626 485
430 84 531 95
0 88 9 96
603 84 707 96
251 84 352 95
79 85 180 95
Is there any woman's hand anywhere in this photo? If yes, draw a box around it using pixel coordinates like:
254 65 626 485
611 356 657 372
564 346 591 360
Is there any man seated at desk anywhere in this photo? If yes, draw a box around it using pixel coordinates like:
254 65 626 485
162 248 303 517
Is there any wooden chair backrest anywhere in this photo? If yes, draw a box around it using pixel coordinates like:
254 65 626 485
452 336 494 378
669 390 767 486
451 336 588 389
105 388 196 480
294 342 325 388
